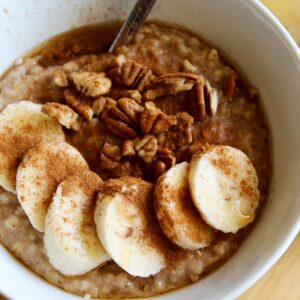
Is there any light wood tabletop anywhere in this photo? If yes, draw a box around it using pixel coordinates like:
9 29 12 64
0 1 299 300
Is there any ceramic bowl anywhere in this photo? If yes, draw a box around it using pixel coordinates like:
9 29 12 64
0 1 299 299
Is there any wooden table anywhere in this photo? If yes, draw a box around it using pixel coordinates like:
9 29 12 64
239 234 300 300
1 1 299 300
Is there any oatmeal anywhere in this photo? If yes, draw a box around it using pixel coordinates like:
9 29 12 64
0 22 271 298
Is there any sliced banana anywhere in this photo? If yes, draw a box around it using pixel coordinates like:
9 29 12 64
0 101 65 193
95 177 166 277
44 171 110 276
154 162 215 250
16 141 89 232
189 145 260 233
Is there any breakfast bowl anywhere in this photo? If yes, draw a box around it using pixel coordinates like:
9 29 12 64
0 0 299 299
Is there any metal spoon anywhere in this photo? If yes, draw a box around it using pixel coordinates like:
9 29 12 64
109 0 157 53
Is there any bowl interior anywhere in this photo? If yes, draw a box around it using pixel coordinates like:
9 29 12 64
0 0 300 299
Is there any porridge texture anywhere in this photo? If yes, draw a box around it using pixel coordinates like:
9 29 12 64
0 23 270 298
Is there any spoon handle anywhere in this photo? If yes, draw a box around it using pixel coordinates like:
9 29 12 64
109 0 157 53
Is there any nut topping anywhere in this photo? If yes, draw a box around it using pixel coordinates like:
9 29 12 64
117 97 144 125
70 71 112 97
108 60 154 91
64 89 94 121
140 102 177 135
158 112 194 150
122 90 142 103
100 143 121 170
225 71 238 98
134 134 158 164
92 96 115 116
53 70 69 87
187 77 218 121
121 140 136 157
143 72 198 101
42 102 81 131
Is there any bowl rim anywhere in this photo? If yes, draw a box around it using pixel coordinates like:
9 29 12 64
0 0 300 299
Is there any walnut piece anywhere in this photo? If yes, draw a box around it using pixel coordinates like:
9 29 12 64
134 134 158 164
140 102 177 135
53 70 68 87
64 89 94 120
143 72 198 101
108 60 154 91
187 77 218 121
101 97 144 139
42 102 81 131
70 71 112 97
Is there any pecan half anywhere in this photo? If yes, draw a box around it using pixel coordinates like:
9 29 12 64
101 98 143 139
70 71 112 97
108 60 154 91
42 102 81 131
64 89 94 121
143 72 198 101
134 134 158 164
140 102 177 135
187 77 218 121
117 97 144 125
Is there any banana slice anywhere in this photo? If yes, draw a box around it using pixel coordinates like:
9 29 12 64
189 145 260 233
16 141 89 232
44 171 110 276
95 177 166 277
154 162 215 250
0 101 65 193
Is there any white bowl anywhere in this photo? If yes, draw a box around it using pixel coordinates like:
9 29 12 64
0 1 299 299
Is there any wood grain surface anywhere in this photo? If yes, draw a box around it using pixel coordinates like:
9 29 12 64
239 234 300 300
0 1 299 300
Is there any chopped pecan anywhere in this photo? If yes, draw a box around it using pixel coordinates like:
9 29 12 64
100 143 121 170
121 140 136 157
117 97 144 125
225 72 238 98
140 102 177 135
53 70 68 87
158 112 194 150
122 90 142 103
157 148 176 169
92 96 115 116
187 77 218 121
64 89 94 120
182 60 198 73
70 71 112 97
152 161 167 179
42 102 81 131
143 72 198 101
134 134 158 164
108 60 154 91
